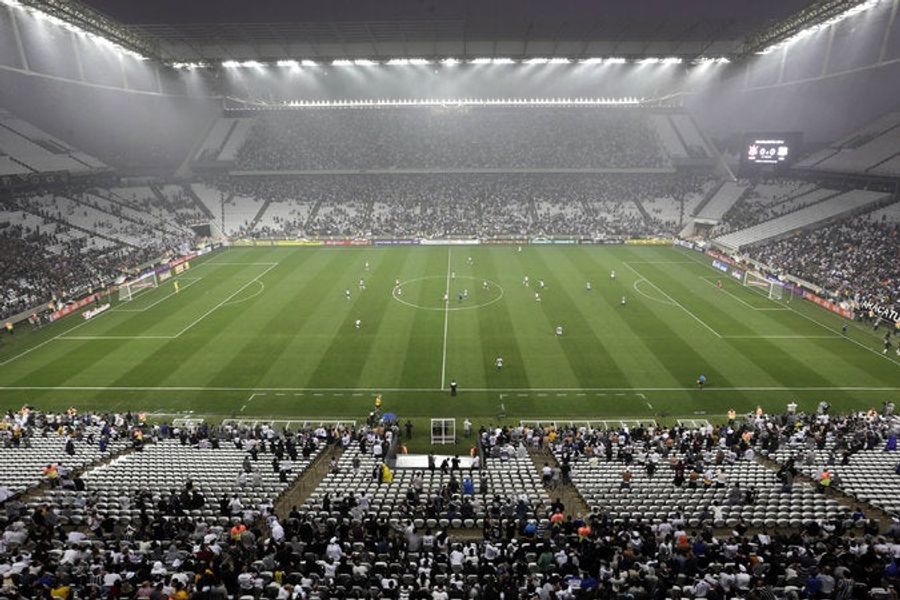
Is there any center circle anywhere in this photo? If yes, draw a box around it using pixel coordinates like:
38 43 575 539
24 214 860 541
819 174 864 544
392 275 505 311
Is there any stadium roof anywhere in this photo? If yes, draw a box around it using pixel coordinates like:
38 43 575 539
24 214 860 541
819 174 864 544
74 0 821 63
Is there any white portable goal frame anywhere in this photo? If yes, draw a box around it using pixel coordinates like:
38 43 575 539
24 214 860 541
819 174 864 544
743 271 783 300
119 271 158 301
431 418 456 445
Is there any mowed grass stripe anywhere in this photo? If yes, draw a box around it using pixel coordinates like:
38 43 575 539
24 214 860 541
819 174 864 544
255 248 387 388
357 249 436 387
2 262 270 389
625 255 848 390
672 249 900 385
500 248 582 387
558 247 685 390
307 249 414 387
468 247 531 390
118 248 323 393
526 247 631 387
396 248 447 390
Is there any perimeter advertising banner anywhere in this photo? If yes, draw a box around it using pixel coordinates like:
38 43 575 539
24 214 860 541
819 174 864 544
480 239 527 245
373 239 420 246
803 291 854 319
49 294 98 322
419 239 480 246
625 238 671 246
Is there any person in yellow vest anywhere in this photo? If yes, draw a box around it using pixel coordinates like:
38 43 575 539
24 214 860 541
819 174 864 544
727 409 737 422
374 394 382 410
381 463 393 483
174 280 180 294
755 405 764 417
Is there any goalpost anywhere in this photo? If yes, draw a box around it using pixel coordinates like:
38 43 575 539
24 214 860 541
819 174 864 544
743 271 783 300
118 271 158 301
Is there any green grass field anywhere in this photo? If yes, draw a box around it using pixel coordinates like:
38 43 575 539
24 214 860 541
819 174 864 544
0 244 897 450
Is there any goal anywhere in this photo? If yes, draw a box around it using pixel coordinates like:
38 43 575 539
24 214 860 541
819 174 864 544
743 271 783 300
431 419 456 445
118 271 158 301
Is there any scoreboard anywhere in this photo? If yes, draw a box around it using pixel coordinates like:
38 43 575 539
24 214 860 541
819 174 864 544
741 132 802 172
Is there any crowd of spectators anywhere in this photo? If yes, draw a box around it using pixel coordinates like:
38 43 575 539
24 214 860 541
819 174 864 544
0 187 196 320
747 214 900 311
714 179 824 236
0 407 899 598
217 173 710 240
235 107 670 171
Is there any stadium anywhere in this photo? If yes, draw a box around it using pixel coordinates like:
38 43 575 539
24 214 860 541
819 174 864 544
0 0 899 597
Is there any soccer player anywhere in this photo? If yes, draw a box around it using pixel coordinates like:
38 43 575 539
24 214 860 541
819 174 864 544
539 279 545 289
364 261 370 272
462 289 468 300
467 256 473 265
586 281 592 291
483 280 489 290
355 319 361 329
174 281 180 294
523 276 530 287
535 293 541 302
884 336 893 355
345 289 351 300
716 279 723 290
621 295 626 305
495 356 504 370
358 278 366 290
610 270 616 280
396 287 403 297
555 325 563 336
443 292 449 303
697 374 706 389
394 278 400 287
451 271 456 280
458 291 464 303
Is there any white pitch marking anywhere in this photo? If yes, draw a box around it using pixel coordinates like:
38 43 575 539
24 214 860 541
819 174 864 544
646 402 654 409
440 247 452 390
117 277 205 312
699 276 788 311
173 263 277 338
0 385 897 392
622 262 723 338
676 248 900 368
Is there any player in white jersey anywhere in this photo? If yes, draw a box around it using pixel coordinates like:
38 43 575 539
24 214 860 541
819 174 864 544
535 293 541 302
483 280 489 290
451 271 456 280
555 325 563 336
539 280 545 289
621 295 626 305
462 289 468 300
467 256 473 265
610 270 616 280
495 357 504 370
354 319 361 329
586 281 592 291
345 289 351 300
523 276 530 287
364 261 370 272
443 292 449 303
358 278 366 290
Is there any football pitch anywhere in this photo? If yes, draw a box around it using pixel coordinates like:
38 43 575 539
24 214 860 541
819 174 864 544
0 244 897 443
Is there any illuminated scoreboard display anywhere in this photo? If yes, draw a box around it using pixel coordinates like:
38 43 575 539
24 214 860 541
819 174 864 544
746 139 790 164
741 132 802 172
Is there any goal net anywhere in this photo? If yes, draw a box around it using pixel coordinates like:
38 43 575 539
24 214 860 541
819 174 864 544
118 271 158 301
743 271 783 300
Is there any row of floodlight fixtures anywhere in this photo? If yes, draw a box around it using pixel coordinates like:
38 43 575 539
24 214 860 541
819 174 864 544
0 0 148 60
173 56 731 70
